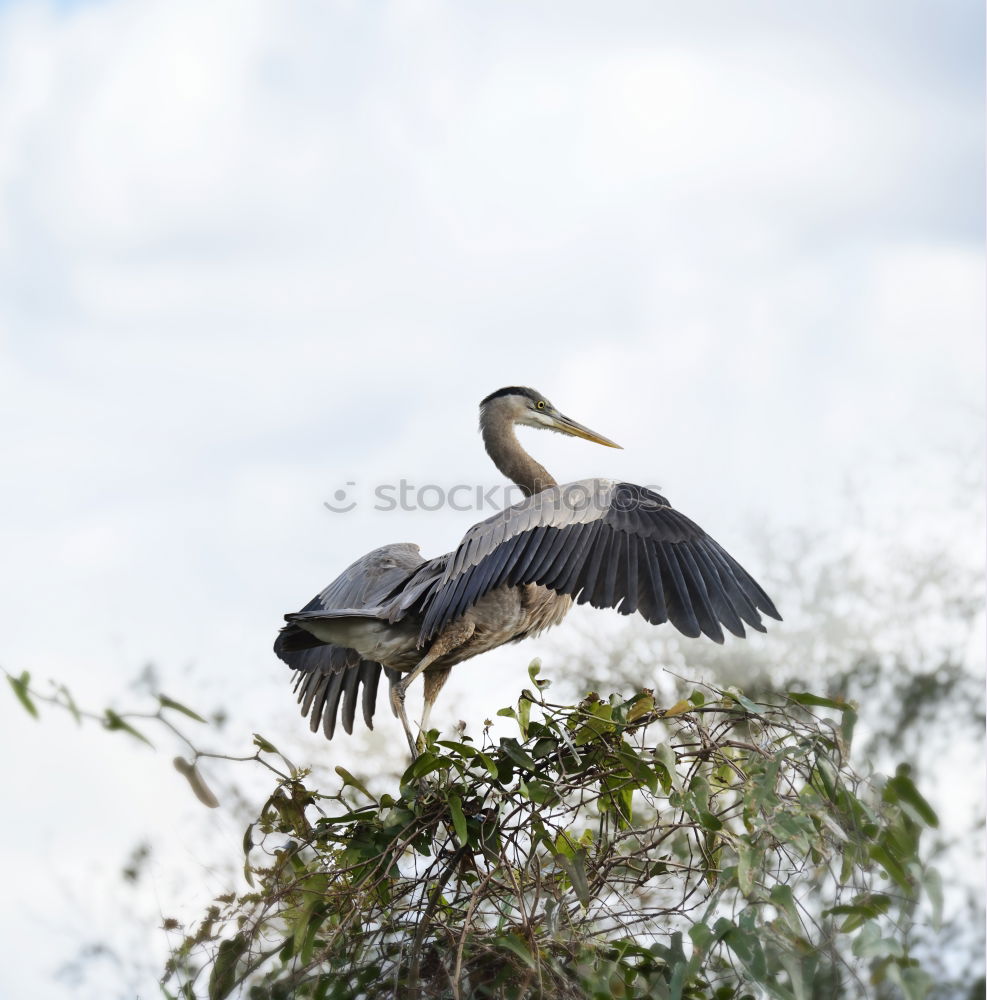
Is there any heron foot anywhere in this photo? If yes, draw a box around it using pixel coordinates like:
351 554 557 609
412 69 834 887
389 678 407 715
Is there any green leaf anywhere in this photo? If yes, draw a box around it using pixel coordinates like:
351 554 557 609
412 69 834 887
869 842 912 891
436 739 478 758
653 743 680 791
252 733 278 753
688 690 706 707
476 751 499 777
7 672 38 719
768 884 803 938
299 902 329 965
554 830 577 859
208 933 248 1000
924 866 943 931
559 850 591 907
690 774 711 813
840 708 858 751
688 920 715 953
737 842 756 895
158 694 207 723
625 693 655 722
173 758 220 809
616 742 658 795
252 734 296 774
518 694 532 739
449 794 468 845
402 752 437 781
818 811 849 843
787 691 854 712
499 738 537 772
851 921 903 960
518 778 559 806
241 822 255 886
334 766 376 802
104 709 153 747
57 684 81 725
726 688 762 715
887 768 938 828
663 699 692 717
885 962 934 1000
601 775 634 826
825 893 892 932
291 873 329 957
777 950 809 1000
496 932 536 969
527 659 541 683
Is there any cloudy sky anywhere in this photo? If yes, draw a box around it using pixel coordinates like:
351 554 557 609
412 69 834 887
0 0 983 995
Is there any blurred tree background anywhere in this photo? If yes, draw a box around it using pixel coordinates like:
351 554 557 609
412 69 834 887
554 472 985 996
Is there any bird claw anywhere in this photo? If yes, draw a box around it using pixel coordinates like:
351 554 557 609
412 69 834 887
389 682 407 713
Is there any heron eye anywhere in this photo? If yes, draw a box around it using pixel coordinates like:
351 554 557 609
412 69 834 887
536 401 545 409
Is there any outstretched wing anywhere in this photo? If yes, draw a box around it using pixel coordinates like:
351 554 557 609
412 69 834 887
417 479 780 645
274 543 423 738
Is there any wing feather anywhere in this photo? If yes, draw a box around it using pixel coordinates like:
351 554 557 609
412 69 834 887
596 530 622 609
465 533 514 599
573 527 612 609
636 538 667 625
675 545 725 643
507 525 558 585
443 562 480 625
339 667 364 735
689 542 749 637
544 521 595 593
299 671 328 721
695 538 764 629
359 661 382 730
321 672 347 739
715 545 781 619
308 673 334 734
618 530 639 616
533 526 576 585
654 540 702 637
418 481 779 644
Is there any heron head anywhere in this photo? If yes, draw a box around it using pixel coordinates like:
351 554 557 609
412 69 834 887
480 386 622 448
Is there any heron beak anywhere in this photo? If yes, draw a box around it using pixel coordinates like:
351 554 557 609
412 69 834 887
552 413 623 449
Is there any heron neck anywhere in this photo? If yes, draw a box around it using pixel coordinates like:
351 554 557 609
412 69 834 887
481 418 557 498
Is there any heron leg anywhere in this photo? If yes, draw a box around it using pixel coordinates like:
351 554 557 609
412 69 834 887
418 668 452 750
390 687 421 759
389 620 474 758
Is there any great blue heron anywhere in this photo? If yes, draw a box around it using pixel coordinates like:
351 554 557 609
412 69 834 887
275 387 780 756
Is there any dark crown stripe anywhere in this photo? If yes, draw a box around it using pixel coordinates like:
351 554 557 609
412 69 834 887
480 386 541 406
